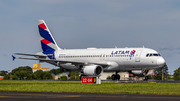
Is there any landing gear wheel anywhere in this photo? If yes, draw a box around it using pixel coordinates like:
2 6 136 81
116 74 120 80
144 76 148 81
111 74 116 80
111 74 120 80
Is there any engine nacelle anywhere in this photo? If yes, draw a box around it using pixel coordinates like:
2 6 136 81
83 65 103 76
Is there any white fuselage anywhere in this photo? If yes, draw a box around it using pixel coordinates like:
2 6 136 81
53 47 165 72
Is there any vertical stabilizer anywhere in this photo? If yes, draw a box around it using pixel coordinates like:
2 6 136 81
38 20 61 52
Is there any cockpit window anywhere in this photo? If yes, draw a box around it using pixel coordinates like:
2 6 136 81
153 54 158 56
149 54 153 56
146 53 161 57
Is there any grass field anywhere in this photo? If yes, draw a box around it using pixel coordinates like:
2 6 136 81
0 80 180 95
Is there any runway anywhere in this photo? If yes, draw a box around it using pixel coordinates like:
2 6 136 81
0 91 180 101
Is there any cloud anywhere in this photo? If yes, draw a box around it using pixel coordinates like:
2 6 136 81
2 54 8 57
175 47 180 50
159 46 174 51
159 46 180 52
1 0 180 73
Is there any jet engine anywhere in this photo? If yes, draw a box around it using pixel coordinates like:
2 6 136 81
83 65 103 76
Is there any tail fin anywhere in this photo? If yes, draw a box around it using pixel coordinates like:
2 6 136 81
38 20 61 52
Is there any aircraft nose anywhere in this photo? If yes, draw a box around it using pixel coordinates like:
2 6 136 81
157 57 165 67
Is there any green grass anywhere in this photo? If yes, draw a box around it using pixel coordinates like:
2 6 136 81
0 80 180 95
0 80 82 84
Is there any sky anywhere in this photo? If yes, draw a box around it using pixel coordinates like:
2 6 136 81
1 0 180 74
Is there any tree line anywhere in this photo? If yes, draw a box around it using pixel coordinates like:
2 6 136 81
1 65 180 80
0 66 80 80
2 66 52 80
150 65 180 80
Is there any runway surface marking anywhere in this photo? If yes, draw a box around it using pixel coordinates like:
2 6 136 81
0 93 81 98
0 92 180 99
0 93 119 98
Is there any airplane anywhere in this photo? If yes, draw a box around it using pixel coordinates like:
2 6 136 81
12 20 166 81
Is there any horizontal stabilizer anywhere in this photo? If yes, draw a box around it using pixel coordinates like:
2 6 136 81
14 53 47 58
12 55 16 61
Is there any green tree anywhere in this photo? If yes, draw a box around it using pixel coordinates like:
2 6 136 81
70 71 80 80
33 70 44 79
50 68 68 75
33 70 52 80
154 64 168 80
106 76 111 80
60 75 67 80
27 74 33 80
11 66 32 80
2 65 55 80
43 71 52 80
0 71 8 76
3 74 10 79
174 67 180 80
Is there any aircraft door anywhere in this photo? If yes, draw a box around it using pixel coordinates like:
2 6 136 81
100 54 105 61
135 50 141 62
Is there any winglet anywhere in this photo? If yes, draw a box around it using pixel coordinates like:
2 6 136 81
12 55 16 61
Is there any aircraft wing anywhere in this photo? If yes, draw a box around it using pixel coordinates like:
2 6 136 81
12 53 108 68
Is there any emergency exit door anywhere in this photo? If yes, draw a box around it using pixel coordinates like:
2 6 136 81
135 50 141 62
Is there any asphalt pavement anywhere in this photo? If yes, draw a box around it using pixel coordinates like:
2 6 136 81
0 91 180 101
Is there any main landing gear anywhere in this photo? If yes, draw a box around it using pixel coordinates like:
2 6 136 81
144 76 148 81
111 72 120 80
143 70 149 81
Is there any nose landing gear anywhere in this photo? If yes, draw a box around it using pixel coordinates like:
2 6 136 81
144 76 148 81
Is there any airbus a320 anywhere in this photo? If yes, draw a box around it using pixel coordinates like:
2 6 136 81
13 20 166 81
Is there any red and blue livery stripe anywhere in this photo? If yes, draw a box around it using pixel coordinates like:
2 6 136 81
38 23 55 52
